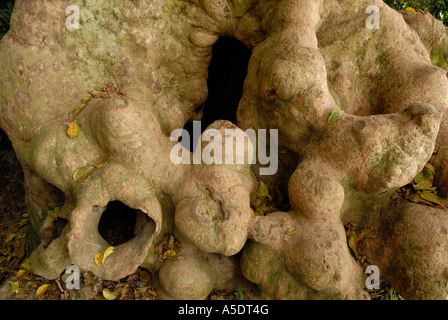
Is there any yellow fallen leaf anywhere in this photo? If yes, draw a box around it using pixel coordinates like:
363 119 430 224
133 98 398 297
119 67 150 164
5 233 15 243
359 227 377 240
47 207 60 220
72 165 96 183
81 96 92 104
285 228 296 236
36 284 50 297
405 7 417 14
16 269 26 278
9 281 19 295
256 181 272 201
94 252 104 267
21 258 32 271
19 219 29 228
425 163 436 175
148 289 157 297
102 288 117 300
95 161 108 169
67 121 80 139
251 207 264 216
346 228 357 255
420 191 445 208
408 192 431 205
413 166 434 190
19 218 28 227
328 106 344 124
95 246 115 266
162 249 178 260
101 246 115 264
250 208 257 216
74 103 88 117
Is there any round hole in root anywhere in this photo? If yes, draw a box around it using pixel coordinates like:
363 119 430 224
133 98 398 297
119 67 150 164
98 201 143 246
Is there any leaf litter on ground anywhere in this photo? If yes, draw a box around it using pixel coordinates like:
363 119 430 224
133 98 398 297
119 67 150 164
403 162 445 209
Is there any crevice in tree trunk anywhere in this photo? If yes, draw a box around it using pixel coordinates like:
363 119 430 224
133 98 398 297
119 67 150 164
181 37 252 152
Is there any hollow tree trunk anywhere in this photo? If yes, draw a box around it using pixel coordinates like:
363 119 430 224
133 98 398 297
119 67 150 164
1 0 448 299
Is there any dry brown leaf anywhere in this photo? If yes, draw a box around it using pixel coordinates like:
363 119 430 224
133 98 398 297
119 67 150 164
139 269 151 282
89 90 106 98
116 87 127 96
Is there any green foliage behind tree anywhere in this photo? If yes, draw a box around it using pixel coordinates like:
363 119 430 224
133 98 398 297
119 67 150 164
0 1 13 40
384 0 448 25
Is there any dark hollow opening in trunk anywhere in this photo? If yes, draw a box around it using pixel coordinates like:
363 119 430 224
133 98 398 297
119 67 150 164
181 37 252 152
98 201 138 246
